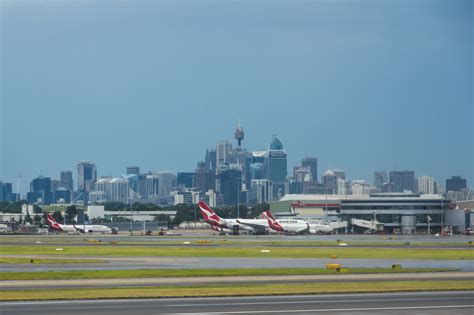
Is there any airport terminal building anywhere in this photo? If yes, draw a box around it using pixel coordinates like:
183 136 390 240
270 193 471 234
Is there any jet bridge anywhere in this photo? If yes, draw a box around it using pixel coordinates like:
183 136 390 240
350 218 384 233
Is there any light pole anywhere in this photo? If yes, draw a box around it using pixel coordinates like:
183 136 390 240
130 200 133 235
427 215 432 235
194 205 197 230
237 177 241 218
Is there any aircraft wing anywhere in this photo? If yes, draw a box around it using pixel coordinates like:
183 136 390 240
73 225 85 234
236 219 267 231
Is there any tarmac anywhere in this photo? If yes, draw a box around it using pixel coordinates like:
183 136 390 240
1 272 473 290
1 255 473 272
1 291 473 315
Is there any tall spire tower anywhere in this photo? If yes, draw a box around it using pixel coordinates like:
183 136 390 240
234 122 245 147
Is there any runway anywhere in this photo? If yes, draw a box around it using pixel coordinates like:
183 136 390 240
1 291 473 314
1 256 473 272
1 271 473 290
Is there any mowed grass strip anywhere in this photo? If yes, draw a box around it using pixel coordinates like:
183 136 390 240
2 236 472 247
1 280 473 301
0 258 105 264
0 267 457 281
1 245 472 260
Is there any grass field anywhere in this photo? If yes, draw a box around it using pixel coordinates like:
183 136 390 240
1 280 473 301
1 245 472 260
0 267 457 281
1 235 473 247
0 258 105 264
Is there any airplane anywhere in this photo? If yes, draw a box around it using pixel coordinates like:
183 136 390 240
308 222 333 234
46 214 112 234
262 211 310 235
198 201 268 234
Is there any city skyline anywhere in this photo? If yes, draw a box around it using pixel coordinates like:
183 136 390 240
1 0 473 192
0 126 472 196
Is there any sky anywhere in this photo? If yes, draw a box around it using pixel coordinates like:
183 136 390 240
1 0 473 194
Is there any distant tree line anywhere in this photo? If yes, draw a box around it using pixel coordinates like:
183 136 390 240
0 201 42 214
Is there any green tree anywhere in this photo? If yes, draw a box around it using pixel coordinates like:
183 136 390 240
171 204 200 226
65 205 78 224
52 210 63 223
33 215 42 225
248 203 270 218
24 212 33 224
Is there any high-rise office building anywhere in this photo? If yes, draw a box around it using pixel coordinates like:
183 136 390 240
109 178 129 203
157 172 175 198
332 169 346 179
28 176 52 204
301 157 318 183
60 171 74 192
446 176 467 192
389 170 415 193
94 178 112 197
126 166 140 175
374 171 388 188
53 187 71 203
336 177 350 195
250 179 273 204
351 180 371 195
177 172 195 189
51 179 61 192
195 162 215 193
77 161 97 192
322 170 337 194
216 141 233 171
266 135 287 199
204 149 217 172
293 166 312 182
218 168 242 205
0 181 13 201
145 174 159 198
416 176 435 194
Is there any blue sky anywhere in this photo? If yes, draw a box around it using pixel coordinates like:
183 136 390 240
1 0 473 193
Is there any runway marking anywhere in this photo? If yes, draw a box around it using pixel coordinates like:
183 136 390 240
1 297 473 312
163 296 474 307
166 305 474 314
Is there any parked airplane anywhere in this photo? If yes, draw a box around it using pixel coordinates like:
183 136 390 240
308 222 333 234
262 211 310 234
46 214 112 234
198 201 268 234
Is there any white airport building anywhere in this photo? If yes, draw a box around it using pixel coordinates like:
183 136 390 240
270 193 471 234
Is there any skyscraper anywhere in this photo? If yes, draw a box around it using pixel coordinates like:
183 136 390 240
266 135 287 199
322 170 337 194
389 170 415 193
0 181 13 202
157 172 175 198
216 141 232 171
60 171 74 192
301 157 318 183
177 172 195 189
374 171 388 188
250 179 273 204
416 176 435 194
145 174 159 198
77 161 97 192
446 176 467 192
195 167 215 193
126 166 140 175
110 178 129 203
28 176 52 204
218 168 242 205
204 149 217 172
